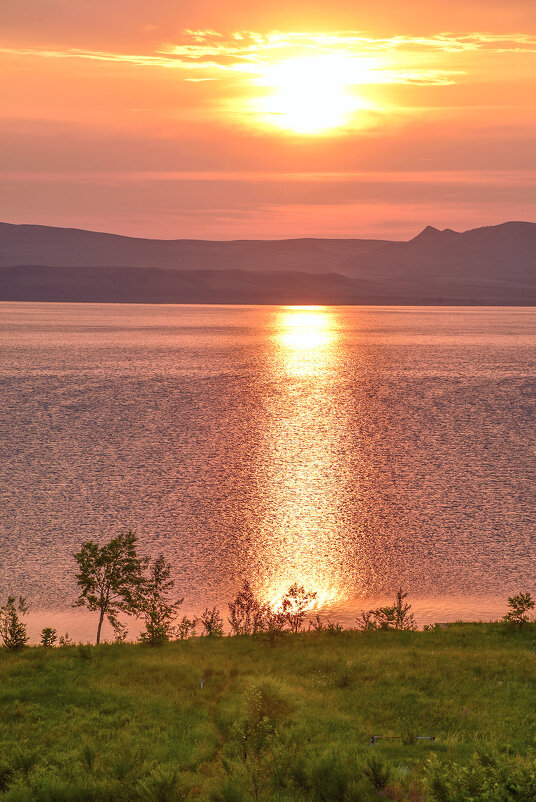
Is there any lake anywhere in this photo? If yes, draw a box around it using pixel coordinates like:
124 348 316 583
1 302 536 641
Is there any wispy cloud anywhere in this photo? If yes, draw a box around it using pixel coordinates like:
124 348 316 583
3 29 535 86
0 45 230 72
177 29 536 56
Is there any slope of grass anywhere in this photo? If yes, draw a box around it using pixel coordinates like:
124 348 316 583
1 624 535 800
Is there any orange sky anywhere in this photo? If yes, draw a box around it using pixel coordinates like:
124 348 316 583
2 0 536 239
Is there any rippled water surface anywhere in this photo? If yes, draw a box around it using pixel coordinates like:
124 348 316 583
1 302 536 639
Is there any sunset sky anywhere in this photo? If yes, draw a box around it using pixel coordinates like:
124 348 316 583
2 0 536 239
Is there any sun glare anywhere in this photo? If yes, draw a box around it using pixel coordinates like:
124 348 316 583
250 54 376 134
278 307 333 350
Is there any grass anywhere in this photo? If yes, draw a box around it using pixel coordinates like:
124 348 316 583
1 623 536 800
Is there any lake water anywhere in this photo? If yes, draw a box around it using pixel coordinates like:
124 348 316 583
1 302 536 641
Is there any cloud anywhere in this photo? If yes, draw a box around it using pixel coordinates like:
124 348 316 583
2 29 535 88
2 24 534 236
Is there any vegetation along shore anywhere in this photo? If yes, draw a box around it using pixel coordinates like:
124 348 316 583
1 532 535 800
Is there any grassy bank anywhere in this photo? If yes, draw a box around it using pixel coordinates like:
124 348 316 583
1 623 535 801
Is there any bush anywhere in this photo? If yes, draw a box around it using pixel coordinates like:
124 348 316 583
228 581 268 636
0 596 29 650
308 751 362 801
138 554 183 645
136 766 190 800
424 750 536 801
176 615 197 640
263 608 287 647
282 583 318 633
309 614 343 633
362 753 392 791
40 627 57 647
503 592 535 626
229 682 293 799
357 588 416 631
200 607 224 637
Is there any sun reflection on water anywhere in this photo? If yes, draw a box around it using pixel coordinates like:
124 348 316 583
252 306 351 611
278 308 332 350
276 306 335 375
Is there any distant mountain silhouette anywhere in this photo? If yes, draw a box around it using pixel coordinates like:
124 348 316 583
1 221 536 304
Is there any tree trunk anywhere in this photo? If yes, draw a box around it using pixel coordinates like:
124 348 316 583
96 609 105 645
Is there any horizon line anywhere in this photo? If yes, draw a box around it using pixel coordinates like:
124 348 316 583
2 218 535 245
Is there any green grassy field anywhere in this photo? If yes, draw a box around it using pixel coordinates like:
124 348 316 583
1 624 535 801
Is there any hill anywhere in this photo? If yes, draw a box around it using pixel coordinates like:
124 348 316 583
1 221 536 304
1 625 535 800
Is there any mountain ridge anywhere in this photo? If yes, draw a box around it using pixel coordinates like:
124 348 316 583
1 220 536 304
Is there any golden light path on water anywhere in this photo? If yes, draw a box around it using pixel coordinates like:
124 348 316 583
252 306 355 611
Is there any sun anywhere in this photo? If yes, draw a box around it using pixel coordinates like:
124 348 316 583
250 54 376 134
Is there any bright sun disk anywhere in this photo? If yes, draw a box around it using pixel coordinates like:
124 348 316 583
251 54 376 134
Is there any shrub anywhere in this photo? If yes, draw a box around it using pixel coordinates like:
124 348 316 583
503 592 535 626
309 615 344 633
356 610 378 631
308 751 361 801
209 776 248 802
231 682 292 800
176 616 197 640
228 581 268 635
136 766 190 800
263 608 287 647
362 753 392 791
40 627 57 647
424 750 536 801
0 596 29 650
333 662 354 689
200 607 224 637
139 554 183 645
357 588 417 631
77 644 92 660
281 583 318 633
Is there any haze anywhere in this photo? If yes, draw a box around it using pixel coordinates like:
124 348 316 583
2 0 536 240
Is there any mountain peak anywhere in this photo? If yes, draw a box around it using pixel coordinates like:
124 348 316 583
410 225 458 244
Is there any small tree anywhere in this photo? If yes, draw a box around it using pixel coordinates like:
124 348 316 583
370 605 397 630
281 583 317 633
263 607 287 647
0 596 29 650
40 627 57 647
309 614 343 633
503 592 535 626
356 610 378 631
200 607 224 637
139 554 183 645
232 685 280 800
392 588 416 630
176 616 197 640
74 531 146 644
357 588 416 631
228 581 268 635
